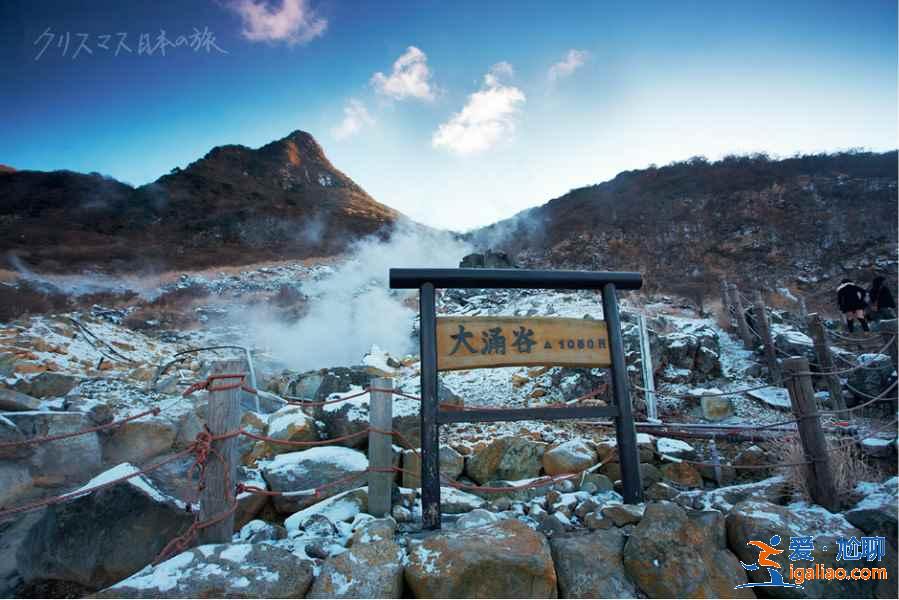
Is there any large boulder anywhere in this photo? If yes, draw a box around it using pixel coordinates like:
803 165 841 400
4 411 101 487
317 388 422 449
14 372 78 398
0 389 41 411
17 463 194 589
0 509 43 596
543 438 598 476
101 413 178 465
726 500 897 598
845 478 898 545
284 488 368 532
550 529 637 598
623 501 753 598
308 518 403 598
466 437 545 484
259 446 368 513
243 405 318 463
97 543 314 598
402 446 464 488
847 354 894 406
405 518 557 598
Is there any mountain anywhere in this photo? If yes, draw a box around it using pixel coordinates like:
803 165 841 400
470 151 898 308
0 131 401 273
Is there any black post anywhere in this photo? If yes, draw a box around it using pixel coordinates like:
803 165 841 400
602 283 643 503
419 282 441 529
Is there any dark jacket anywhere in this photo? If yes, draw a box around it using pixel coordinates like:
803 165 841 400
869 282 896 310
837 282 867 312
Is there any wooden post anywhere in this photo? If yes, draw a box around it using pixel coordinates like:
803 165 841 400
720 280 732 323
754 290 782 385
709 438 722 486
637 314 658 421
602 283 643 503
198 360 242 544
807 313 846 412
419 283 441 529
798 296 808 322
881 319 898 370
368 377 393 517
730 284 754 349
783 357 839 512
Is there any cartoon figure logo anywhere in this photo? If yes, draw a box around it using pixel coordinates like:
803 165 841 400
734 535 804 589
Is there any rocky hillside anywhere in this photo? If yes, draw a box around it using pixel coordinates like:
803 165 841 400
0 131 401 273
470 151 898 310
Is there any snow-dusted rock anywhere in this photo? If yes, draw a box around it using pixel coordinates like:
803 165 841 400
624 501 752 598
101 413 178 465
551 529 637 598
439 486 487 514
656 437 696 459
847 354 894 405
4 411 101 487
456 508 503 529
0 389 41 411
245 405 318 463
284 487 368 532
746 387 792 411
97 543 314 598
845 478 898 543
259 446 368 513
405 519 557 598
542 438 597 476
18 463 194 589
402 446 464 487
466 436 545 484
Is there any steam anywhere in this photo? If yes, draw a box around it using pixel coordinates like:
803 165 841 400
6 252 162 298
247 226 473 371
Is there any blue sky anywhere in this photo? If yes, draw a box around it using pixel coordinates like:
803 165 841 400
1 0 896 230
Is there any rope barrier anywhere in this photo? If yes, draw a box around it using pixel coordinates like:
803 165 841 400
66 317 139 365
0 407 161 449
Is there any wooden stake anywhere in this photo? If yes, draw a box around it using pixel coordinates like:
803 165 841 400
807 313 846 412
198 360 241 544
783 357 839 512
368 377 393 518
754 290 782 385
729 284 754 349
720 280 732 323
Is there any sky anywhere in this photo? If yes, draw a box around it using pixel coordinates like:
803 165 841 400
1 0 896 231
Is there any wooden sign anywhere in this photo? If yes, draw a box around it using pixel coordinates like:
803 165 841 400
435 316 611 371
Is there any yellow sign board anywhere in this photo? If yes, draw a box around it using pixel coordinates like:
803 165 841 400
435 316 611 371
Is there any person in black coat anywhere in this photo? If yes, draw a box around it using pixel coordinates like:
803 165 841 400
837 279 869 332
867 276 896 322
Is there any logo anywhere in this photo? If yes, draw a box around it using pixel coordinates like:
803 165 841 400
734 534 889 589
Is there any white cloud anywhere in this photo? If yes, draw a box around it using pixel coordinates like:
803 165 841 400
229 0 326 45
370 46 435 101
432 62 526 155
332 99 375 140
548 49 589 82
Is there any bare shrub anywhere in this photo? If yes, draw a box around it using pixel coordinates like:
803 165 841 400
776 436 876 504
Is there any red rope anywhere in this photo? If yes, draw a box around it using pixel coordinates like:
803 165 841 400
182 373 257 397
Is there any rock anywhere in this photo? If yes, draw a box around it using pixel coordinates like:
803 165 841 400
405 519 557 598
747 387 792 411
402 446 464 487
656 437 696 459
236 519 286 544
845 478 898 544
574 498 599 519
542 438 597 476
624 501 752 598
0 389 41 411
440 487 487 514
309 520 403 598
847 354 894 405
682 476 789 512
644 482 679 501
18 463 194 589
235 467 269 528
0 462 33 507
259 446 368 513
246 405 318 462
860 437 896 459
734 444 772 469
551 529 637 598
14 372 77 398
317 387 423 449
4 411 101 487
660 462 703 488
580 472 614 493
701 394 735 421
601 462 660 489
601 503 644 526
101 414 178 465
456 508 503 529
584 512 614 530
726 499 896 598
98 543 314 598
0 353 15 377
538 512 572 537
284 488 368 532
465 436 545 484
0 414 30 459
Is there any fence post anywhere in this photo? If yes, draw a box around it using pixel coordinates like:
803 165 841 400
199 359 242 544
807 313 846 412
730 284 754 349
754 290 782 385
368 377 394 518
881 319 898 370
798 296 808 321
720 280 732 320
783 357 839 512
419 282 441 529
637 314 658 421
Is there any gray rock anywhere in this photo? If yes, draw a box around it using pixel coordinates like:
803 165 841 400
0 389 41 411
457 508 503 529
402 446 464 487
236 520 286 544
18 464 194 589
844 478 898 546
701 395 735 421
601 503 644 526
98 543 314 598
101 414 178 465
847 354 894 405
551 529 637 598
465 436 545 484
15 372 78 398
0 509 43 597
259 446 368 513
4 411 101 487
309 520 403 598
